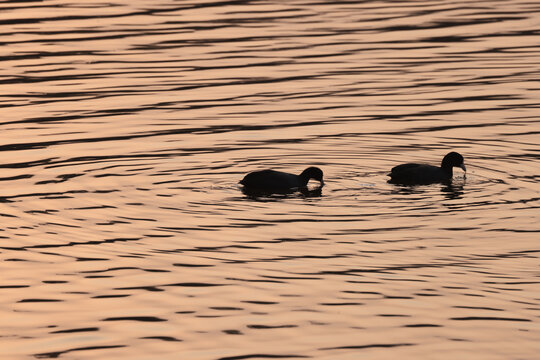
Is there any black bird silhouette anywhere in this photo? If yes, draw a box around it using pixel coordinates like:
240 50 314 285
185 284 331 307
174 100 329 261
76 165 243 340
388 152 466 185
240 167 324 191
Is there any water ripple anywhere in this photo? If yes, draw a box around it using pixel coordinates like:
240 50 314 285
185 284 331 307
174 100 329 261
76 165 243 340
0 0 539 359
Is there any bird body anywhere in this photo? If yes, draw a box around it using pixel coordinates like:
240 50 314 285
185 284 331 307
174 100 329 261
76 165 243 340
240 167 324 191
388 152 466 185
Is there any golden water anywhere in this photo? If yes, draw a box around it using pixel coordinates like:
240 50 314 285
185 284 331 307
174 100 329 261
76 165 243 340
0 1 539 359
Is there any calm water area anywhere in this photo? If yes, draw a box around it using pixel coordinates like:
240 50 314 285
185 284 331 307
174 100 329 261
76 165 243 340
1 0 539 359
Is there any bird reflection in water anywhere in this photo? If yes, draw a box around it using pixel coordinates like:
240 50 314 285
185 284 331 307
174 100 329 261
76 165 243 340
441 181 465 200
390 181 465 201
241 185 323 200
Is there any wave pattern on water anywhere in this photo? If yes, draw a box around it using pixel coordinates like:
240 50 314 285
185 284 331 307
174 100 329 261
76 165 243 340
0 0 539 359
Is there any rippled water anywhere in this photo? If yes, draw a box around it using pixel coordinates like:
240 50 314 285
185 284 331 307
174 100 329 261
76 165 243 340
1 0 539 359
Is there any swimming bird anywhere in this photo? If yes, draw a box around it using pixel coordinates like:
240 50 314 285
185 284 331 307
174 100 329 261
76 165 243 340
240 167 324 191
388 152 466 185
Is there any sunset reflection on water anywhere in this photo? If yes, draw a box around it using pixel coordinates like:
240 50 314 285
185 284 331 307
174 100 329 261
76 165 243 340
0 1 539 359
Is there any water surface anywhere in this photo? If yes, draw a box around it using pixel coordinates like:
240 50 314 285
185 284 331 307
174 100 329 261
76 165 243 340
0 1 539 359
